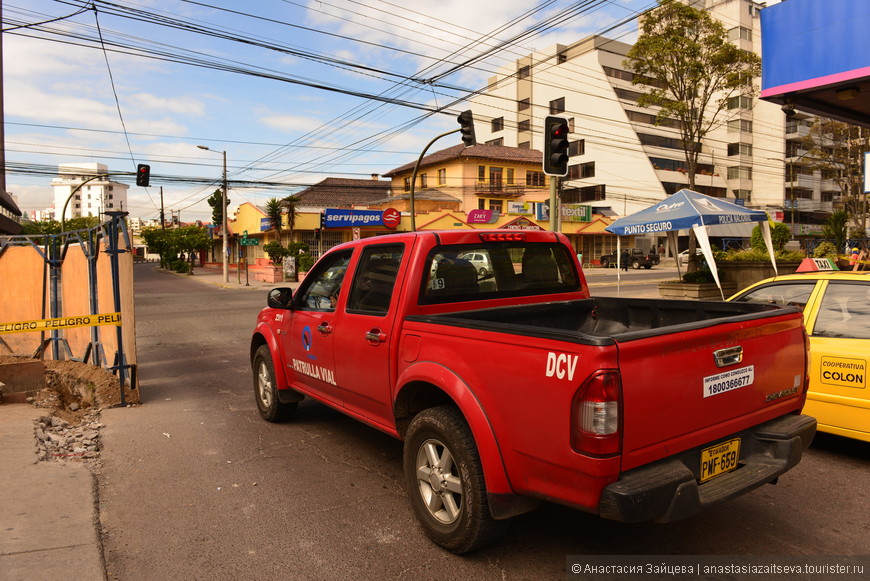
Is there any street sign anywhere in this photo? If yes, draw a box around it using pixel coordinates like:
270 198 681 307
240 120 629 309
240 238 259 246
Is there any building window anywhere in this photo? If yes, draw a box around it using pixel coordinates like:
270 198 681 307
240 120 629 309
438 168 446 185
727 166 752 180
569 140 585 156
526 170 546 187
478 165 486 182
506 168 514 184
727 119 753 133
580 162 595 178
518 141 530 149
518 65 530 79
489 199 503 213
567 118 575 132
478 198 486 210
518 119 530 132
733 189 752 202
557 52 567 64
485 138 504 146
491 117 504 132
727 142 753 156
614 87 644 102
420 173 427 189
549 97 565 114
107 203 114 208
727 95 753 110
403 177 411 192
728 26 752 42
518 98 530 111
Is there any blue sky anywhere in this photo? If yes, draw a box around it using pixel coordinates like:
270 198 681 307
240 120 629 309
4 0 650 222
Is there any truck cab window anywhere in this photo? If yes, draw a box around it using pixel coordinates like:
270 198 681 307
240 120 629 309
296 250 352 311
347 245 404 314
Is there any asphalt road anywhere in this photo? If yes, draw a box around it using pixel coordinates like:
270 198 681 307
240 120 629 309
96 263 870 581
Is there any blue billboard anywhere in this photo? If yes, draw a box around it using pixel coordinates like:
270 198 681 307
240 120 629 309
323 209 385 228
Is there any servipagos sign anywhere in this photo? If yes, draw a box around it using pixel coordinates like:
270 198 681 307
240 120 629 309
324 208 400 228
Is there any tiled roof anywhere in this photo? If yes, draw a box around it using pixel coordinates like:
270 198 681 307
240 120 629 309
294 177 392 208
383 144 543 177
369 189 461 205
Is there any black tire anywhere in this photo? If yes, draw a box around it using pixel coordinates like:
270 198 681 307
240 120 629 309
478 267 487 276
403 406 506 554
644 264 652 269
631 259 641 270
253 345 297 422
600 258 610 268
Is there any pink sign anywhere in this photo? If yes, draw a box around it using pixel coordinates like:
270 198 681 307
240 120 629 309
467 209 498 224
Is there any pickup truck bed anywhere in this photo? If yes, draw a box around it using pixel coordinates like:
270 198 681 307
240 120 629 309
408 297 791 344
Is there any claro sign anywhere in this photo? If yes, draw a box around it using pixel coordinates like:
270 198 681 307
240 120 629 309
323 208 401 229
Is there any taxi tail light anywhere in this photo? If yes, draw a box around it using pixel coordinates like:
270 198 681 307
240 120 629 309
571 371 621 456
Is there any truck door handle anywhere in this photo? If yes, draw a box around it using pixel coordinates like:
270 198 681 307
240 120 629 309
317 322 334 335
365 329 387 344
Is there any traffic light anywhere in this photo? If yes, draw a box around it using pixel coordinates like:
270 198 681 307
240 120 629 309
136 164 151 187
543 116 569 176
457 110 476 147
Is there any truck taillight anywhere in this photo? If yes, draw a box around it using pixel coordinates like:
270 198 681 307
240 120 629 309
571 371 621 456
479 232 526 242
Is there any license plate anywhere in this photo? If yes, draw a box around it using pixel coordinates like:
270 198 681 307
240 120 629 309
699 438 741 483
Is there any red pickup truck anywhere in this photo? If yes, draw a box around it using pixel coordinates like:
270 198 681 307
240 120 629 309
250 230 815 553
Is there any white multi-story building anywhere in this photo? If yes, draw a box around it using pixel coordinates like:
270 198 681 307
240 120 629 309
468 0 819 246
51 163 129 221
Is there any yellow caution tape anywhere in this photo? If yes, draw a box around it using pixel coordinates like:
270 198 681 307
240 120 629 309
0 313 122 335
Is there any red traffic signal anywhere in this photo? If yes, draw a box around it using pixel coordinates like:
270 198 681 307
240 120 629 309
136 164 151 187
543 116 569 176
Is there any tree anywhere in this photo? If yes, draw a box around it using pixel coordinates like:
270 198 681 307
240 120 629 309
20 217 101 244
174 226 212 274
800 118 869 234
265 198 284 244
625 0 761 271
821 210 850 254
206 188 229 227
751 222 790 252
281 195 300 243
141 227 175 268
625 0 761 189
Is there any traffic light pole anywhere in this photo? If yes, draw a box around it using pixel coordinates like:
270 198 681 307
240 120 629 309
408 128 460 232
549 176 559 232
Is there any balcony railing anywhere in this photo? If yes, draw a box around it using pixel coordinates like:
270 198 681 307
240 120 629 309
472 182 529 197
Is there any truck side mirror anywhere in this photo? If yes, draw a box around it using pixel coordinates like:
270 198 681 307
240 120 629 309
267 287 295 309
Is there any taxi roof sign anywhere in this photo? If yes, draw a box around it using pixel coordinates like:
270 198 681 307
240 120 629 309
796 257 839 272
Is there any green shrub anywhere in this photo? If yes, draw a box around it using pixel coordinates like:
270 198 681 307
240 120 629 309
297 253 315 272
812 241 839 260
682 268 716 283
718 247 804 262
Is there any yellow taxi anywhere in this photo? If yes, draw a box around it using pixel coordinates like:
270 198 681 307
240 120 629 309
729 267 870 442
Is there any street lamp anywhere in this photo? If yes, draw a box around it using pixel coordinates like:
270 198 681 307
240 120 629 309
197 145 229 283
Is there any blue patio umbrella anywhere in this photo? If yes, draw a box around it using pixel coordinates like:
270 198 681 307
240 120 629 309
605 189 775 298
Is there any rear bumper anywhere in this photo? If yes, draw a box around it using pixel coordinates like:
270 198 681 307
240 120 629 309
598 414 816 523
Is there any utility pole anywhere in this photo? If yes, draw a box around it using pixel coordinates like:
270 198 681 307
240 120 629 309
160 187 166 233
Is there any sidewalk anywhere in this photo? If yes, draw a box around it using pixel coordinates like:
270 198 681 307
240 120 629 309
0 405 104 581
0 266 293 581
152 264 301 291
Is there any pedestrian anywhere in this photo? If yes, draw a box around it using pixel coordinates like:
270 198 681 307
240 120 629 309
658 244 665 256
850 247 859 267
620 248 629 271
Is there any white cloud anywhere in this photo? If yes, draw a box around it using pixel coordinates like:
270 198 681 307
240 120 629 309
259 114 326 134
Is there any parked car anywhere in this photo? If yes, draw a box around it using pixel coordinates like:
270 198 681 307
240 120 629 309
599 248 658 269
729 270 870 442
458 251 493 275
679 249 705 264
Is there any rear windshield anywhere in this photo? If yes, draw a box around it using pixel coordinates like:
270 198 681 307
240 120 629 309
419 242 580 304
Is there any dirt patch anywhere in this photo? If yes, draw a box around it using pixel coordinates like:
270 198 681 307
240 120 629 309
0 355 139 423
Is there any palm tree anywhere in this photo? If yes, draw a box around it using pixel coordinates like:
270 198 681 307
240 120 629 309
265 198 283 244
281 195 299 244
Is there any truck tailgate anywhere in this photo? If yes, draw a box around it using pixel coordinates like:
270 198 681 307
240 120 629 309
616 312 807 472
